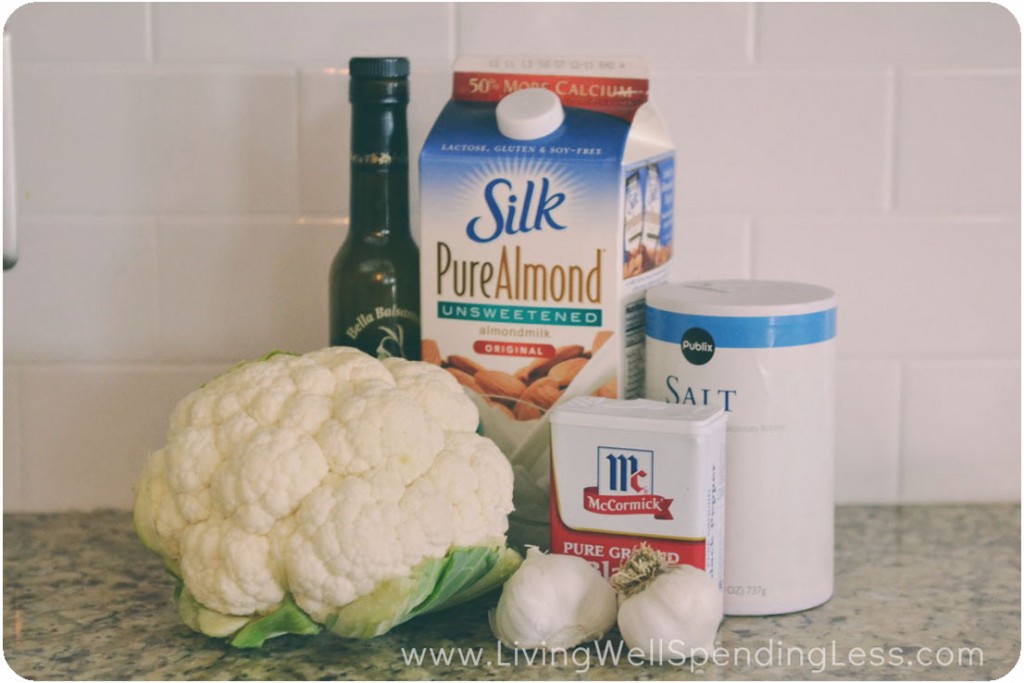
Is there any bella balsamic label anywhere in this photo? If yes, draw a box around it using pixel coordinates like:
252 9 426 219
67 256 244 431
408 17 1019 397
346 305 421 360
351 152 409 168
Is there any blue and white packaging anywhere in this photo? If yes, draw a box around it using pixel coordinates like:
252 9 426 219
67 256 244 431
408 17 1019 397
420 57 675 540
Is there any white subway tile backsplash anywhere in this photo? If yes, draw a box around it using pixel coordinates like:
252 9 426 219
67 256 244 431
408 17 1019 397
753 218 1020 358
672 216 750 281
6 3 150 63
17 365 226 512
14 66 299 214
758 3 1020 67
151 69 298 213
896 72 1021 213
901 361 1021 503
458 3 750 66
14 67 158 213
3 216 160 362
298 69 347 217
1 3 1020 509
298 64 451 222
155 217 340 363
835 360 901 504
4 369 23 511
153 3 452 65
660 70 887 212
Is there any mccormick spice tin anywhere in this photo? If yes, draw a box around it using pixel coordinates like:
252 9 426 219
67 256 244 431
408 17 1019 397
645 280 837 615
549 396 726 589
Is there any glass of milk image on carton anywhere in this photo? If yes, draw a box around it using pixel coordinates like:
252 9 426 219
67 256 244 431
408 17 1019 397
623 171 644 278
643 163 662 255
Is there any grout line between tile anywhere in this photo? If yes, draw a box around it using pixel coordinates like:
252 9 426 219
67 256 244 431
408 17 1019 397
882 67 897 212
13 354 1015 372
900 67 1021 77
895 361 907 502
293 66 302 219
8 369 25 511
143 2 155 64
746 2 759 64
743 217 754 278
8 361 234 374
19 209 1018 226
151 217 163 360
13 368 29 511
448 2 458 64
687 210 1019 222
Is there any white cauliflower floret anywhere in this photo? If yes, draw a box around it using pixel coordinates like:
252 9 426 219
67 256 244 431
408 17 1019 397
427 432 517 547
382 357 479 433
180 517 286 615
211 426 328 534
134 347 518 644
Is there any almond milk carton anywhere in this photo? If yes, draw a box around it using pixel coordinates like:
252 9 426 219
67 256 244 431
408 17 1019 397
419 57 675 543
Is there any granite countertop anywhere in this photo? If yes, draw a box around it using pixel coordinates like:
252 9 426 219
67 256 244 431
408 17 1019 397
3 505 1020 680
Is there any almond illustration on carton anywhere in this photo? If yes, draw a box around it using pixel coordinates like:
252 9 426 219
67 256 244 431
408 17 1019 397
491 401 517 419
422 339 442 365
433 342 595 421
537 344 584 376
521 378 562 411
594 377 618 399
513 402 544 421
550 344 585 365
591 330 613 354
446 367 482 393
548 357 588 387
474 370 526 400
447 355 485 375
514 345 585 384
514 357 549 384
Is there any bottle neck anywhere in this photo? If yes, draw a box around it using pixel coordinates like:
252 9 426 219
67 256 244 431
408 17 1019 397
349 101 410 241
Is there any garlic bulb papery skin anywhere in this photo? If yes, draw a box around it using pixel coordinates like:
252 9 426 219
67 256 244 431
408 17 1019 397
490 547 617 650
612 545 723 663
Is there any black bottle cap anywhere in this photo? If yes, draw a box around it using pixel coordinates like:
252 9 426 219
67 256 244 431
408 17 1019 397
349 57 410 80
349 57 409 104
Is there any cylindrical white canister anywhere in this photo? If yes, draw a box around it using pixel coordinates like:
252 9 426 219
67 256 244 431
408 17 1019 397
644 280 836 615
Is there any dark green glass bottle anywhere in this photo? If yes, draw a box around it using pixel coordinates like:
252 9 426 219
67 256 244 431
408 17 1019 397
329 57 421 360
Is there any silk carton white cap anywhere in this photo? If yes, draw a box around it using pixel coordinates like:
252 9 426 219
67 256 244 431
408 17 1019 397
495 87 565 140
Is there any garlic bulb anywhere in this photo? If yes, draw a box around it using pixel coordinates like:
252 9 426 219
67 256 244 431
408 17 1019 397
611 544 723 662
490 547 617 650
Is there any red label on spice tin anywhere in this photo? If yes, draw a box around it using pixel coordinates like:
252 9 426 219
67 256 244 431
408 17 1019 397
551 479 708 577
549 397 726 585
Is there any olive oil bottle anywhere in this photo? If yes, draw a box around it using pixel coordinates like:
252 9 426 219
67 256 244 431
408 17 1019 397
329 57 421 360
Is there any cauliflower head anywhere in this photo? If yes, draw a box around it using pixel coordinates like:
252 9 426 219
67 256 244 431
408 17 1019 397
134 348 519 647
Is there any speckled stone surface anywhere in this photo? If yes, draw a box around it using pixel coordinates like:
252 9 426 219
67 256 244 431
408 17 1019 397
3 505 1020 680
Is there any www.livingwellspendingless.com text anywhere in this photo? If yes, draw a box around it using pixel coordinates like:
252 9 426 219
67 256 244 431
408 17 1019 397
400 638 985 674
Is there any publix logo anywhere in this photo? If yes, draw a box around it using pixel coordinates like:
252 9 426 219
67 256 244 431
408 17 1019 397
680 327 715 365
466 177 567 243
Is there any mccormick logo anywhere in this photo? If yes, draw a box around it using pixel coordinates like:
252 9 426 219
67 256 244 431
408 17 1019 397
584 447 673 520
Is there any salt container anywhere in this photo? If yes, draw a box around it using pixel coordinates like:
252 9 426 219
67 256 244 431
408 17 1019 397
645 280 837 615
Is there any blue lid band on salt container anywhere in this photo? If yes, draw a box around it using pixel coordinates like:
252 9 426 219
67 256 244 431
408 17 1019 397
646 307 836 349
645 280 837 350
